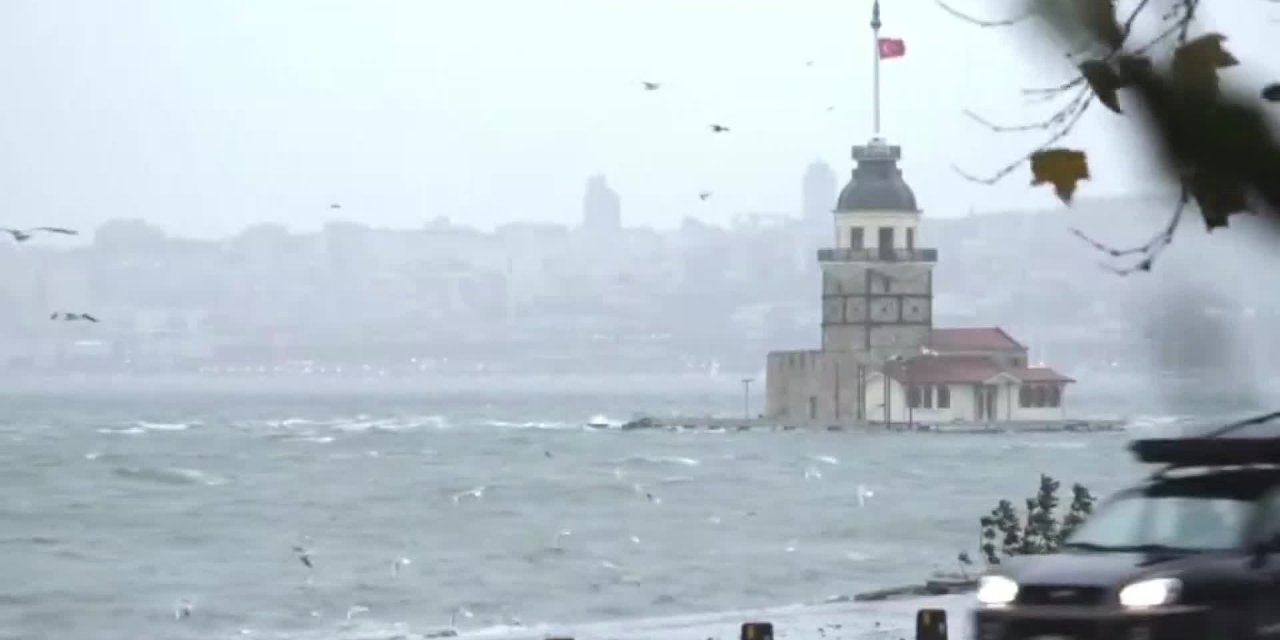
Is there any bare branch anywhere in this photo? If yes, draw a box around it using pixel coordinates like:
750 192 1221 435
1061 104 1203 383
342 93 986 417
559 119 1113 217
1022 77 1086 97
934 0 1033 27
1070 187 1188 275
953 89 1092 185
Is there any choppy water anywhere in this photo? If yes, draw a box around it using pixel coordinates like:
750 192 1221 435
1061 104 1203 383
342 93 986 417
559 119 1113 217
0 388 1198 640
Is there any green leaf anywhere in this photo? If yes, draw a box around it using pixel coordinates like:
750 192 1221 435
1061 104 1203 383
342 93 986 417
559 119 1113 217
1080 59 1123 113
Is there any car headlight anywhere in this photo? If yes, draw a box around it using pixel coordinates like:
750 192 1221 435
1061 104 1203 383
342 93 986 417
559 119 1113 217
976 575 1019 605
1118 578 1181 608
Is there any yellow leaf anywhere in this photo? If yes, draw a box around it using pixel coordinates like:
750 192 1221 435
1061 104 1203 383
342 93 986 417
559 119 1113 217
1029 148 1090 204
1078 59 1122 114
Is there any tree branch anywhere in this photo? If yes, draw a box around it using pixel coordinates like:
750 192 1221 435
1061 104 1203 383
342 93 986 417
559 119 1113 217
954 89 1092 185
1070 186 1188 275
934 0 1034 27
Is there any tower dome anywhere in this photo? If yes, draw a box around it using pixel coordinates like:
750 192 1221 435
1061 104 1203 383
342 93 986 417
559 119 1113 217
834 137 918 213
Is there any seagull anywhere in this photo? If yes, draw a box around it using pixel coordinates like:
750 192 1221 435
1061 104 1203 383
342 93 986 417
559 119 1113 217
346 605 370 620
392 556 412 576
174 597 194 620
449 607 475 628
958 551 974 578
698 191 712 201
855 484 874 507
292 545 313 569
1 227 77 242
642 81 662 91
451 486 485 504
709 124 730 133
50 312 98 323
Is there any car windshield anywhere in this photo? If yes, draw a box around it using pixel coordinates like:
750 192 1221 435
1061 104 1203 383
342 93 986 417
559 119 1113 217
1062 491 1254 552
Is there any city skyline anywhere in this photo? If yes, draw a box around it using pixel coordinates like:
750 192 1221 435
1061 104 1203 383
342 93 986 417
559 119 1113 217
4 1 1275 238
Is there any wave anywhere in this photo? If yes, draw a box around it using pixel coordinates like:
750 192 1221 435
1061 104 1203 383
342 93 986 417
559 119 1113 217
97 427 146 435
483 420 577 431
332 415 449 433
111 466 228 486
611 455 701 467
135 421 195 431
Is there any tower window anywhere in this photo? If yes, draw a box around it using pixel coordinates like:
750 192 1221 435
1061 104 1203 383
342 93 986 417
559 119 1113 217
849 227 864 250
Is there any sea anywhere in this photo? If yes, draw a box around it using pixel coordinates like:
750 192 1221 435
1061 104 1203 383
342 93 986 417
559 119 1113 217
0 374 1263 640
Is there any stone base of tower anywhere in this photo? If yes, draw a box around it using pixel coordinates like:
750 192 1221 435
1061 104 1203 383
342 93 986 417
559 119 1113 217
765 349 882 423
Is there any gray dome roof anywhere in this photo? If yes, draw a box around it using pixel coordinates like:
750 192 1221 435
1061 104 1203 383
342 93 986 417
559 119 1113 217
835 140 918 213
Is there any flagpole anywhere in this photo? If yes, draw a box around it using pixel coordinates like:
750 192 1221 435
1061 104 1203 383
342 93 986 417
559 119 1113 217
871 0 882 136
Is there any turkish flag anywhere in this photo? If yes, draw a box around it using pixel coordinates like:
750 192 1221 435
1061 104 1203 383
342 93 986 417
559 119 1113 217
877 37 906 59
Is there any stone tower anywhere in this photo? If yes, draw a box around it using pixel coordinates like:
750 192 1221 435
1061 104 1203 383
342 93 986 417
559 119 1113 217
819 137 935 363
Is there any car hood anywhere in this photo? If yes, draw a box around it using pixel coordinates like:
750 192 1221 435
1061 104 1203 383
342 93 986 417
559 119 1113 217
1000 551 1199 587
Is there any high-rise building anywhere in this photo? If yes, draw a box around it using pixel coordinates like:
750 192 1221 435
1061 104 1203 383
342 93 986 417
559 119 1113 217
801 161 837 222
581 174 621 233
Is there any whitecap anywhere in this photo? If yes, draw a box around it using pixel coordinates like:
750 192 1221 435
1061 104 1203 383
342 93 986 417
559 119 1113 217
613 455 701 467
810 455 840 465
485 420 574 430
136 421 192 432
97 427 145 436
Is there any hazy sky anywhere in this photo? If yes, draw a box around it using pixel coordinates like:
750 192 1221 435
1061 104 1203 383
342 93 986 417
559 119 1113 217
0 0 1276 237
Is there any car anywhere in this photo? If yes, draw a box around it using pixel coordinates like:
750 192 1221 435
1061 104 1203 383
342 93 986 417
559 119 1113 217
972 410 1280 640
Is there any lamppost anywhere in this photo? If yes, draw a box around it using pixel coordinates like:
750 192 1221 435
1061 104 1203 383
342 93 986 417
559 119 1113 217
741 377 754 420
883 354 903 428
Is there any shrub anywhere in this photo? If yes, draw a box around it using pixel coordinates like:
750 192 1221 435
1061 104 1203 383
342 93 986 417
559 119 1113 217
979 474 1096 565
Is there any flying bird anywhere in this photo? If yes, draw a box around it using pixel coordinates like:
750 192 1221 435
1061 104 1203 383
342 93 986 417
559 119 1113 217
958 550 974 577
2 227 77 242
392 557 412 576
50 312 98 323
709 124 730 133
642 81 661 91
329 203 342 209
292 545 313 569
698 191 712 201
174 597 194 621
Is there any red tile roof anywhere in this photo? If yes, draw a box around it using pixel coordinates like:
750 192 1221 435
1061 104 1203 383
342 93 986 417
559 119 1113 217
928 327 1026 352
883 356 1074 385
1007 367 1075 383
885 355 1003 384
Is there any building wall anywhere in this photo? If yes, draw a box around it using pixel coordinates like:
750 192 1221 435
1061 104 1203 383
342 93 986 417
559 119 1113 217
833 211 920 250
820 261 932 359
863 378 1062 423
765 349 874 422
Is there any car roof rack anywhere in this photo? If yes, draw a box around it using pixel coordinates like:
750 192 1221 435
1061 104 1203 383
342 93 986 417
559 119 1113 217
1131 410 1280 477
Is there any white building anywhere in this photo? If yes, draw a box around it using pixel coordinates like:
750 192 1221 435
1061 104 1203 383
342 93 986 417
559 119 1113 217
764 137 1074 425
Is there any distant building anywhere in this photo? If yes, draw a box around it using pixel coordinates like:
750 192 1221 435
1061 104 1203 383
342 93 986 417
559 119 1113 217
581 174 621 234
801 160 837 222
764 136 1073 425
